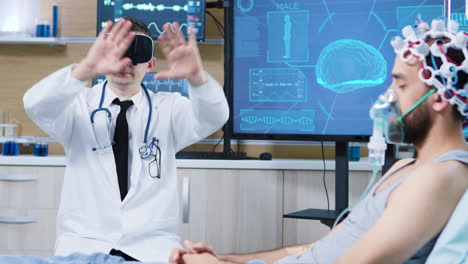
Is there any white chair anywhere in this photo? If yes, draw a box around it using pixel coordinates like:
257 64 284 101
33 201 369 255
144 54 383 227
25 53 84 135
425 191 468 264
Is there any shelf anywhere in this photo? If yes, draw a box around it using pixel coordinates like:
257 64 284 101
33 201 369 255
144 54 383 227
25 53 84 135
60 37 224 44
284 208 339 220
283 208 341 228
0 136 54 144
0 37 65 45
0 37 224 45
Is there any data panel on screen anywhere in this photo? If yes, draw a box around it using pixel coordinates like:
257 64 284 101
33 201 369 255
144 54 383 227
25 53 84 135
93 74 189 98
97 0 206 40
232 0 450 138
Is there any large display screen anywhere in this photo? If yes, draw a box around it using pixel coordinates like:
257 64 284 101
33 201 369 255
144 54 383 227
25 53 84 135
97 0 206 40
232 0 450 140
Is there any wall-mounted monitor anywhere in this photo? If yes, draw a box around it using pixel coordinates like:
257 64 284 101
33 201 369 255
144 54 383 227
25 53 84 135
229 0 449 141
97 0 206 40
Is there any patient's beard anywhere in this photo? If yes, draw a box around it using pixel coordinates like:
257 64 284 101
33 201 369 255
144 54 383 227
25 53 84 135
402 101 433 146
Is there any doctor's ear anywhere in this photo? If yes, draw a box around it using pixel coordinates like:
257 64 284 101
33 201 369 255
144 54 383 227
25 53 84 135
147 57 156 71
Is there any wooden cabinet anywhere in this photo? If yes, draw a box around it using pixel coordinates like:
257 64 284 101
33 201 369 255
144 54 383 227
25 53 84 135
0 161 375 257
0 166 64 257
178 169 284 254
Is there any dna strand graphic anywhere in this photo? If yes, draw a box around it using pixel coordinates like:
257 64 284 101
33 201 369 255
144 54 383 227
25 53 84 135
241 115 314 125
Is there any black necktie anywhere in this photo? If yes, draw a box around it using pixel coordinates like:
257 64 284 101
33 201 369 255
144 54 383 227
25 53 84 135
112 98 134 201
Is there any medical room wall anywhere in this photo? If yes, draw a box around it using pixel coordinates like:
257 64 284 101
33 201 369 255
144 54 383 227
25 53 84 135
0 0 239 156
0 0 342 158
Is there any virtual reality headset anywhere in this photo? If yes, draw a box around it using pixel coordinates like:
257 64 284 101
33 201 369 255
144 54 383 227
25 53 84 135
124 34 154 65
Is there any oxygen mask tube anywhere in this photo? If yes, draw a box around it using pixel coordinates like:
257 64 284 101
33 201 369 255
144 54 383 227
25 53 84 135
333 102 386 228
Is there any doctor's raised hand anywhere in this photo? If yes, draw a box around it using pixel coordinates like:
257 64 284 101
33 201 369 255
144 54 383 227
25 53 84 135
71 19 136 81
156 22 207 87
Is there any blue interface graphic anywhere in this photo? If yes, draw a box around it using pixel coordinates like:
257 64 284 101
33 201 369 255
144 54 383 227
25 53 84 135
267 11 310 62
240 109 315 132
316 39 387 94
250 68 307 102
93 73 189 98
233 0 449 137
97 0 206 40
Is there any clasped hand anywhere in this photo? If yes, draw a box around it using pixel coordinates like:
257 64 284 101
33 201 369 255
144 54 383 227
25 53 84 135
170 240 221 264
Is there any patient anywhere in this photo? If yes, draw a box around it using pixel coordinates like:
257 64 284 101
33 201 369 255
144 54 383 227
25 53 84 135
169 20 468 264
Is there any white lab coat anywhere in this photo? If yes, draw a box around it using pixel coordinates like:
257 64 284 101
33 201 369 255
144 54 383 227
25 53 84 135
23 65 229 262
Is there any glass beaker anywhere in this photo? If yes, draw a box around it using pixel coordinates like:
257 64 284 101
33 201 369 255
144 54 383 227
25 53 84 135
0 109 12 137
2 124 19 156
33 137 49 157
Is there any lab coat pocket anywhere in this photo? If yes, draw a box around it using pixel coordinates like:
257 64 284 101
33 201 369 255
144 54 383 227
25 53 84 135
141 140 166 181
140 157 160 181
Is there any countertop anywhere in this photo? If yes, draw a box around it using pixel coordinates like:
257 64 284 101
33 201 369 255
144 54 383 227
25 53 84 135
0 155 375 171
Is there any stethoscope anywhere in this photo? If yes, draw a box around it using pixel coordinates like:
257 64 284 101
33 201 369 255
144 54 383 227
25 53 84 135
90 80 158 159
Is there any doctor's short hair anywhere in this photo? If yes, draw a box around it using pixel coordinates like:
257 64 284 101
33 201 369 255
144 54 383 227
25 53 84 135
124 16 152 39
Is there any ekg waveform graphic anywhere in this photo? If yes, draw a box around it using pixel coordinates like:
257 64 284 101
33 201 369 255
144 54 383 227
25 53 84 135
147 22 188 35
240 110 315 131
142 76 189 96
93 75 189 97
142 79 186 89
122 3 188 12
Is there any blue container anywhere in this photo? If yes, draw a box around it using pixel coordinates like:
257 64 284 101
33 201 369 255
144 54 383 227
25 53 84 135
33 143 49 157
35 24 45 37
52 4 59 37
2 141 20 156
349 145 361 161
43 24 50 37
35 22 50 37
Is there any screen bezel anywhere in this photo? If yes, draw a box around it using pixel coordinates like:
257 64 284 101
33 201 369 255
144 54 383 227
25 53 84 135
226 0 451 142
226 0 376 142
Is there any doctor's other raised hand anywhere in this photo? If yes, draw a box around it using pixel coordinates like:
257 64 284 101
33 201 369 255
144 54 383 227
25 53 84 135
156 22 207 87
71 19 135 81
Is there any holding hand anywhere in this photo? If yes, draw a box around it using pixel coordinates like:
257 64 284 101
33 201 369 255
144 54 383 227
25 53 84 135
156 23 207 87
181 253 221 264
169 240 217 264
72 19 135 81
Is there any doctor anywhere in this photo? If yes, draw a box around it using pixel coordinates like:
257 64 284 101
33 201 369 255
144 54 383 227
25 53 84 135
23 17 229 262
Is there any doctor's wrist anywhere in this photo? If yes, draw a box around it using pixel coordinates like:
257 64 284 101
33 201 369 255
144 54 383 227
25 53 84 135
71 59 96 82
188 70 208 87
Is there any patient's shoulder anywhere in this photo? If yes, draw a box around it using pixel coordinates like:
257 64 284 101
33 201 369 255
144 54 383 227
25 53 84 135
383 158 415 176
402 160 468 198
420 159 467 185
